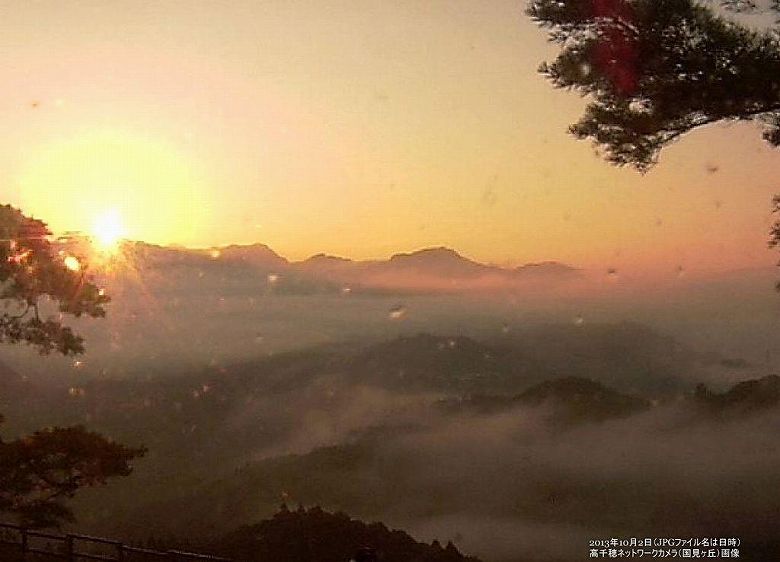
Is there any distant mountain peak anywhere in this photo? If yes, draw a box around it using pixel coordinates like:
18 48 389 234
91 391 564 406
215 243 288 265
105 240 587 294
390 247 470 262
300 253 353 265
515 261 579 273
385 247 489 278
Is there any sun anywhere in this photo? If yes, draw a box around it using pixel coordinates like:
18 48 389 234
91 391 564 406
91 209 126 253
17 130 211 247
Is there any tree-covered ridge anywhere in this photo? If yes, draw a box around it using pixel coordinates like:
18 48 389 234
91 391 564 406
213 505 481 562
439 376 651 424
693 374 780 416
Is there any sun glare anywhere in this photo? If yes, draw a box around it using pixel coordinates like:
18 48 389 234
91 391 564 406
18 130 210 248
92 209 126 253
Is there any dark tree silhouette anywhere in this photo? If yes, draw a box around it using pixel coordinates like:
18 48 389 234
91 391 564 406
0 420 145 527
0 204 109 355
527 0 780 277
0 204 144 527
527 0 780 170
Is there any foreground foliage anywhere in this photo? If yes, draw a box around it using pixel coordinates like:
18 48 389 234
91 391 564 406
0 204 143 527
0 205 108 355
527 0 780 277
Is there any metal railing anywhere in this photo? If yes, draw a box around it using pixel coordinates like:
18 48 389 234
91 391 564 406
0 523 232 561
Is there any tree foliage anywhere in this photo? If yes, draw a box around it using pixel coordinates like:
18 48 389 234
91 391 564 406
527 0 780 170
0 204 109 355
527 0 780 279
0 419 145 527
0 204 144 528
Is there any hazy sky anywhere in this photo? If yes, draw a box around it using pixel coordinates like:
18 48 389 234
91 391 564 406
2 0 778 275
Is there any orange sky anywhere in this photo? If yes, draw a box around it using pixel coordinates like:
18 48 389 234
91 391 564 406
1 0 778 276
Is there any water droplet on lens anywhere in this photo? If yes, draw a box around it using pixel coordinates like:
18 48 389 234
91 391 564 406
388 305 407 320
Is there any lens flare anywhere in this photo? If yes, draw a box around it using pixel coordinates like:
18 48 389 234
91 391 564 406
63 255 81 271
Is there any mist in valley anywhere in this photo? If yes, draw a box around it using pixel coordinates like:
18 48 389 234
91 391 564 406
3 2 780 559
1 244 777 561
